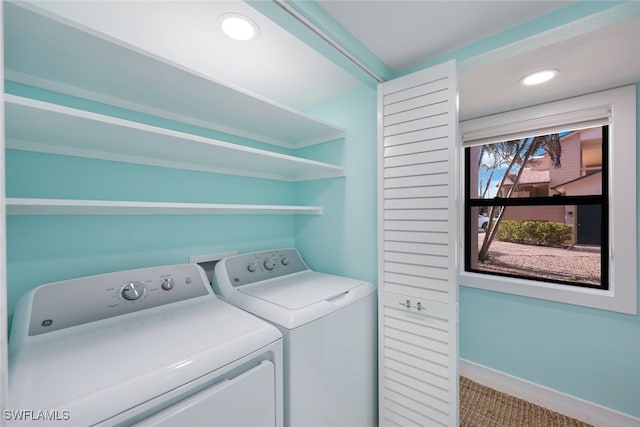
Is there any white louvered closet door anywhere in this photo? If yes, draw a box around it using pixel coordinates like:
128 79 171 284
378 60 458 427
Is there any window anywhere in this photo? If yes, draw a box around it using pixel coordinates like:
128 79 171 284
466 125 608 289
459 86 636 314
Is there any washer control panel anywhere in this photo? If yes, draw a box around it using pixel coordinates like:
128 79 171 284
220 248 308 287
27 264 210 336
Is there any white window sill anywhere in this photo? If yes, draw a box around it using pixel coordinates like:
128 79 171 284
459 270 636 315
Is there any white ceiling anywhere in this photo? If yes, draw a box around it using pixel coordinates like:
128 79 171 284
25 0 362 111
316 0 574 72
21 1 640 121
458 15 640 120
317 1 640 120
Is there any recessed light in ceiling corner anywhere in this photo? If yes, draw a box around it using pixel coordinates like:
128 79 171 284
219 13 259 41
520 69 559 86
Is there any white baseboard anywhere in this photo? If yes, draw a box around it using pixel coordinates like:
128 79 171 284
460 358 640 427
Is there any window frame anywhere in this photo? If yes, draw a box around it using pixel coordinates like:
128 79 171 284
464 126 609 290
458 85 637 315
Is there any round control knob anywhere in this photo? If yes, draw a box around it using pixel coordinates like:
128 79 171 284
263 259 276 271
121 281 145 301
281 256 289 265
161 277 174 291
247 263 257 273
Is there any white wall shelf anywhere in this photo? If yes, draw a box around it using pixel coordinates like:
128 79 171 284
5 95 345 182
6 199 323 216
4 2 345 149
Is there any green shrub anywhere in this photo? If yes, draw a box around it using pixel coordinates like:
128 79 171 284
497 220 572 247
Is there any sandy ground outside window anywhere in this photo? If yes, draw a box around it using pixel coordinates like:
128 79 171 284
476 233 601 286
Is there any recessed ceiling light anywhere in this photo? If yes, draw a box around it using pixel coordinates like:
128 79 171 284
219 13 259 41
520 69 559 86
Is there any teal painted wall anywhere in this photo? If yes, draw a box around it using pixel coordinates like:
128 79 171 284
294 85 378 284
281 0 640 417
460 83 640 418
5 0 639 419
4 81 372 324
438 2 640 416
255 1 640 417
4 83 308 322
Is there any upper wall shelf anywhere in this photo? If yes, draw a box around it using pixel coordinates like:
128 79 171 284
4 2 345 149
5 95 345 182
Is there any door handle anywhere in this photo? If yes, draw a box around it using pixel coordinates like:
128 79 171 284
399 299 425 311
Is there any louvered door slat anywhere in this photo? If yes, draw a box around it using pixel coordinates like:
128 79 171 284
385 325 449 354
385 357 449 390
384 149 449 167
384 250 447 267
384 127 448 147
384 103 448 127
384 185 449 199
384 173 448 189
383 77 449 106
384 261 448 280
384 161 449 178
384 240 448 256
384 139 448 157
384 389 449 426
383 403 424 427
382 411 410 427
384 220 448 233
384 197 448 210
383 115 449 137
384 229 448 243
383 89 450 116
384 377 449 415
385 336 449 368
385 365 449 402
384 272 448 289
378 60 458 426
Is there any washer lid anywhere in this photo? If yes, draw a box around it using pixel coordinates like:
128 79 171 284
228 271 375 329
240 271 358 309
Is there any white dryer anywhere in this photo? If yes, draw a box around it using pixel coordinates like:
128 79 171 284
8 264 283 426
213 248 377 427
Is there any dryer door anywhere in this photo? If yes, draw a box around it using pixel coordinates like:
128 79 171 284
135 360 276 427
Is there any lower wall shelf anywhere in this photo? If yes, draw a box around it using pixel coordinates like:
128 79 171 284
6 198 323 216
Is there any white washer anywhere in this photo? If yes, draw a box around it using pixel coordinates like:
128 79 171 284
9 264 283 426
213 248 377 427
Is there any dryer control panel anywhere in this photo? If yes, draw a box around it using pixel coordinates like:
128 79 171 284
216 248 308 288
23 264 211 336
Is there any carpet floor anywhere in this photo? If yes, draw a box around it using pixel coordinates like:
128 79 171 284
460 377 593 427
